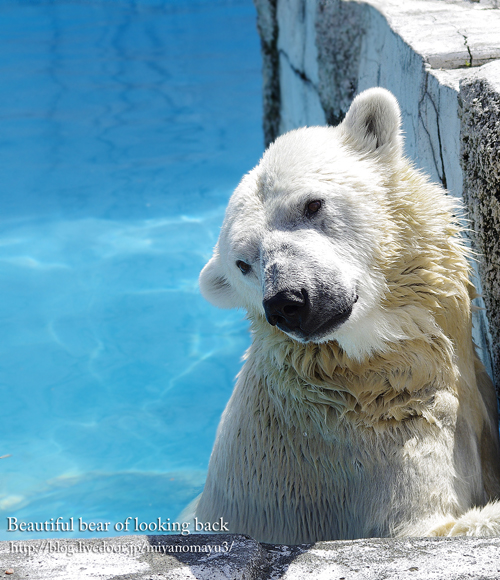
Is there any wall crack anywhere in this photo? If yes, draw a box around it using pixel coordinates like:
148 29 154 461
418 74 448 190
279 49 318 91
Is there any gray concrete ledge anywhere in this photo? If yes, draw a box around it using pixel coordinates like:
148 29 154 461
2 535 500 579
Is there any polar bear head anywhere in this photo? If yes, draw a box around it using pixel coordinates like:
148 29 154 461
199 88 432 359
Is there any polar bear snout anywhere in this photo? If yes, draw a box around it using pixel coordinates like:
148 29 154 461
263 285 358 342
263 288 309 331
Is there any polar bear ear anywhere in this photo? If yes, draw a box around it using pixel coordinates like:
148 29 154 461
199 254 240 309
341 87 402 158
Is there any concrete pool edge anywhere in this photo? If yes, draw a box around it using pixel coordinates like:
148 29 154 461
2 534 500 579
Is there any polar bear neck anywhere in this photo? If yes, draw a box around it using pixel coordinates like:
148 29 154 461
247 305 460 433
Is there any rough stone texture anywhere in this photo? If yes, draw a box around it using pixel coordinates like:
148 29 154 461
315 0 366 126
460 61 500 394
253 0 500 385
254 0 280 146
0 535 265 580
2 535 500 579
277 537 500 580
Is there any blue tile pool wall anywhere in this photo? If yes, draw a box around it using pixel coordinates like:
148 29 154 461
0 0 262 539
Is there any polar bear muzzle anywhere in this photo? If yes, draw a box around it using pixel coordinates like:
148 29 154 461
263 285 358 342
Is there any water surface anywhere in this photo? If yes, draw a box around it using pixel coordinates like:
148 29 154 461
0 0 262 539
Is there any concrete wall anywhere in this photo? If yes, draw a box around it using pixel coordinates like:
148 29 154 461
254 0 500 388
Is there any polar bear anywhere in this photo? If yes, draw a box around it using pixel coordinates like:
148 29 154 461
195 88 500 544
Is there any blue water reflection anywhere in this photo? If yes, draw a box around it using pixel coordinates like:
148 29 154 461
0 0 262 538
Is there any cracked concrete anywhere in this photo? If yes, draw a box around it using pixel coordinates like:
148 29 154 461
462 35 473 68
254 0 280 145
278 47 326 131
253 0 500 387
418 75 449 190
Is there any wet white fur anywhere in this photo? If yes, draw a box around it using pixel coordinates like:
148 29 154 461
195 88 500 544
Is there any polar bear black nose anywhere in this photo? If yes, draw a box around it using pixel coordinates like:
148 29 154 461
263 290 308 331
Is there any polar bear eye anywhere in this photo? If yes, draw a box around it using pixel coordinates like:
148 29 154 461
236 260 251 275
306 200 322 216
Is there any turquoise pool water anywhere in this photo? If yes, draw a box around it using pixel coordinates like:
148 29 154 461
0 0 262 539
